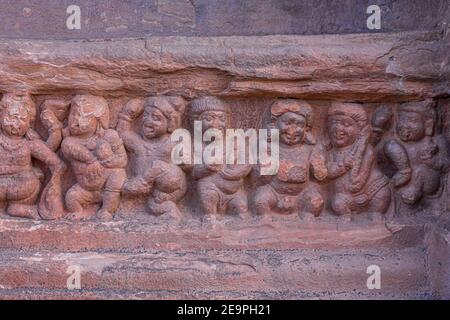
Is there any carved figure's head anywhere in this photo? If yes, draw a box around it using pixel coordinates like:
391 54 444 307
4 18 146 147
142 96 186 139
328 102 368 148
397 101 436 142
269 99 315 146
371 105 393 145
190 96 228 133
0 93 36 137
68 95 109 137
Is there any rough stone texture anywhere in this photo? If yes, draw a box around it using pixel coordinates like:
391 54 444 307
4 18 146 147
0 218 430 299
0 31 448 101
425 225 450 299
0 0 448 39
0 217 425 252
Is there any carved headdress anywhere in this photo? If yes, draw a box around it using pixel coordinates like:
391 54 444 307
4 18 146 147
268 99 316 145
372 105 393 132
399 100 436 136
0 93 36 123
71 94 110 132
144 96 186 133
190 96 228 118
328 102 369 128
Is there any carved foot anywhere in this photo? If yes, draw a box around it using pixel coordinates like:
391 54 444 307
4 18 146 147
7 204 40 220
368 212 385 223
66 211 93 222
237 209 251 220
149 200 183 222
301 212 317 223
400 189 420 205
337 214 352 224
202 214 223 224
96 209 114 222
159 209 183 223
254 206 274 216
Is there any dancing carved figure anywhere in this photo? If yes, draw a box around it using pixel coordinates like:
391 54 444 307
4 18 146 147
381 101 448 206
191 96 252 216
62 95 127 221
117 96 187 219
325 102 391 218
253 99 326 217
0 93 66 220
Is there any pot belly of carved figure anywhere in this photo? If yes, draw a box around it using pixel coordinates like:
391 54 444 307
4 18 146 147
271 177 306 196
0 142 33 171
0 171 40 201
402 164 442 199
73 162 108 191
152 161 187 194
210 173 244 195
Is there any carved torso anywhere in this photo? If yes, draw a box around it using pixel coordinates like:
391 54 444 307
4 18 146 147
0 136 32 176
270 144 312 196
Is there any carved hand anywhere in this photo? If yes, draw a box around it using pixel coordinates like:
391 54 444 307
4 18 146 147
342 154 354 170
122 99 144 121
41 109 62 130
205 163 222 173
420 140 439 161
86 161 105 182
392 169 411 188
286 166 307 183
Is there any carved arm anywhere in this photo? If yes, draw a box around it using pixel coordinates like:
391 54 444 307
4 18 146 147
61 137 97 163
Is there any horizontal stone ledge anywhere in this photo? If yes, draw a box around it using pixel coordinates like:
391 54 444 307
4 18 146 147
0 287 431 300
0 217 424 252
0 247 426 295
0 31 447 101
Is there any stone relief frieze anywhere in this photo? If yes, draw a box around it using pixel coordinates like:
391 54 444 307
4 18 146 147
0 92 448 222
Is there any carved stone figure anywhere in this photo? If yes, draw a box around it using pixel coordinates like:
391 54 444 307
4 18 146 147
325 102 391 218
380 101 448 206
438 102 450 211
0 93 66 220
371 105 393 147
191 96 252 216
252 99 326 217
117 96 187 219
62 95 128 221
370 105 401 182
39 99 70 151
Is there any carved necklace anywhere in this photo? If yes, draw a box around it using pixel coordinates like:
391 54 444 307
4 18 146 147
0 134 26 151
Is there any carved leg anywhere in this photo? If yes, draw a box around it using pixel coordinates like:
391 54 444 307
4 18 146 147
97 169 126 221
197 181 220 215
302 189 324 217
7 185 40 220
229 189 249 217
331 193 352 216
400 186 422 205
97 191 121 221
65 184 96 221
400 165 439 205
148 197 182 221
367 184 391 216
253 185 277 215
400 168 424 205
421 169 441 198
